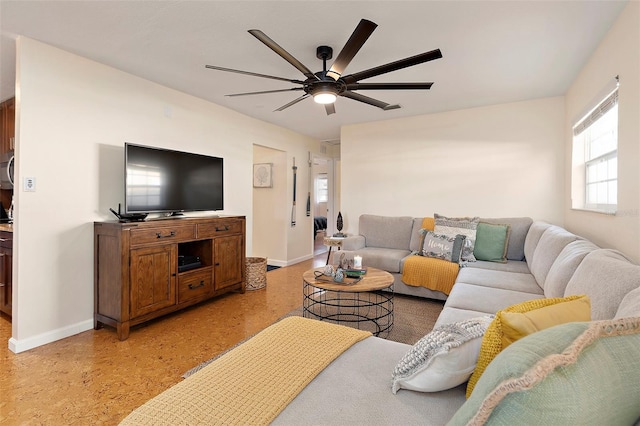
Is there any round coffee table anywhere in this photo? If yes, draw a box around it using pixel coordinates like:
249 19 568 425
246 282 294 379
302 267 394 337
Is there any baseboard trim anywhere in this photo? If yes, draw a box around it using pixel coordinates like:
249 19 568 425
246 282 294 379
8 319 94 354
286 254 314 266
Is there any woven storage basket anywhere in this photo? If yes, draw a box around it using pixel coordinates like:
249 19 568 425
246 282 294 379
246 257 267 290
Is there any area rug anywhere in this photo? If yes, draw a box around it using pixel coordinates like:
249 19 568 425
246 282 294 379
283 294 445 346
183 294 444 378
267 265 281 272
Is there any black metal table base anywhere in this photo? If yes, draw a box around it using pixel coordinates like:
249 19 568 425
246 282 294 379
303 283 394 337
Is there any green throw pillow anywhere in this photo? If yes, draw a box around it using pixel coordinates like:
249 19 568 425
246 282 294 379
473 222 510 263
448 317 640 425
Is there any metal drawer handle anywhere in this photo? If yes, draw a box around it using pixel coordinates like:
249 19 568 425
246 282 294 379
156 231 176 239
188 281 205 290
215 226 230 232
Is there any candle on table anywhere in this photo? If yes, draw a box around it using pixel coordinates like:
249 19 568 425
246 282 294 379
354 255 362 269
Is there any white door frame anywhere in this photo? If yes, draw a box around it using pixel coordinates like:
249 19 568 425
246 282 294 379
311 153 336 237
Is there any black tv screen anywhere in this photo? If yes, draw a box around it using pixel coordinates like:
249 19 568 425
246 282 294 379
125 143 223 214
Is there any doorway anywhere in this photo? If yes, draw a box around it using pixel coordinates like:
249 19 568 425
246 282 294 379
311 155 339 255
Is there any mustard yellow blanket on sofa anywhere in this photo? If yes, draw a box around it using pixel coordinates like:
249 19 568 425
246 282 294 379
119 317 371 426
402 256 459 295
401 217 459 295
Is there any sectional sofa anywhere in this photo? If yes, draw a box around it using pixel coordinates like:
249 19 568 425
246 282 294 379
121 214 640 425
335 214 535 301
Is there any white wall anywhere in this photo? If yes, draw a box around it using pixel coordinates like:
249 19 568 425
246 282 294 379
340 97 565 233
11 38 319 352
252 145 287 265
564 1 640 263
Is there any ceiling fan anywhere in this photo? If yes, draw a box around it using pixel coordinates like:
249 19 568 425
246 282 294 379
205 19 442 115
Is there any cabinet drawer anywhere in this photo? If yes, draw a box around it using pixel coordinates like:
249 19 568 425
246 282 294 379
178 269 213 303
197 220 242 238
130 225 195 246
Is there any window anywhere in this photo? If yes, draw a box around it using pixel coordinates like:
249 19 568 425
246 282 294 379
571 82 618 214
316 174 328 203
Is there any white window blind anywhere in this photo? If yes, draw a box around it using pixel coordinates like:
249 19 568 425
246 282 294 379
316 174 328 203
571 78 619 214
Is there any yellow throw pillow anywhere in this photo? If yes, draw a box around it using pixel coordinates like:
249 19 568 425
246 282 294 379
500 296 591 348
465 294 590 398
422 217 435 231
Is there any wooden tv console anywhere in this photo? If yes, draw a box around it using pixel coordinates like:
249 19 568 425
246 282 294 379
94 215 246 340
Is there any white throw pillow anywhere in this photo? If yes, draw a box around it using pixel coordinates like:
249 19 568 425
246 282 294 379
391 316 493 394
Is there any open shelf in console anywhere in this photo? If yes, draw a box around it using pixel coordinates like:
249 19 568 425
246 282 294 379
178 239 212 273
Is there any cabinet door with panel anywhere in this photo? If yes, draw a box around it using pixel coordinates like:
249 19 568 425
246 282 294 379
0 231 12 316
130 244 177 318
214 235 244 290
94 216 245 340
0 245 11 316
1 98 15 153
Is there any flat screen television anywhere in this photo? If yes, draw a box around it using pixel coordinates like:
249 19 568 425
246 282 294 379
125 143 223 214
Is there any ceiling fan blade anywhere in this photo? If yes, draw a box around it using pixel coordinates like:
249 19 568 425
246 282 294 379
205 65 304 84
275 94 311 112
324 103 336 115
346 82 434 90
342 49 442 84
248 29 320 81
326 19 378 81
226 87 304 97
341 91 401 111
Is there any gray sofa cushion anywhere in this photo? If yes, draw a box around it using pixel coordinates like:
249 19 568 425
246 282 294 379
273 337 466 425
351 247 411 273
465 260 530 274
409 217 425 252
544 240 599 298
456 268 542 294
528 225 579 289
615 285 640 318
523 221 552 264
444 283 544 315
341 235 365 251
359 214 413 250
480 217 533 261
435 307 493 328
565 249 640 320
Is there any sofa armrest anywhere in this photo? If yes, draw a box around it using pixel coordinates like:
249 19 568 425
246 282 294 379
341 235 366 250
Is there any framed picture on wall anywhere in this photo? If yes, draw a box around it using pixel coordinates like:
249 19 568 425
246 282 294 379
253 163 273 188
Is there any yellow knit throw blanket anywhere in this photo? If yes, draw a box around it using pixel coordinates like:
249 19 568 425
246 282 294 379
119 317 371 426
401 217 460 295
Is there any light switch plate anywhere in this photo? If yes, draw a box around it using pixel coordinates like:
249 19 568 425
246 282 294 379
24 177 36 191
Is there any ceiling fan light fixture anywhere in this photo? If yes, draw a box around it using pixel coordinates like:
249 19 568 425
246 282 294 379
311 82 339 104
313 91 337 104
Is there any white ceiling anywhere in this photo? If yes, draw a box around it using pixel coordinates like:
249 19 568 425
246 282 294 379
0 1 628 142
